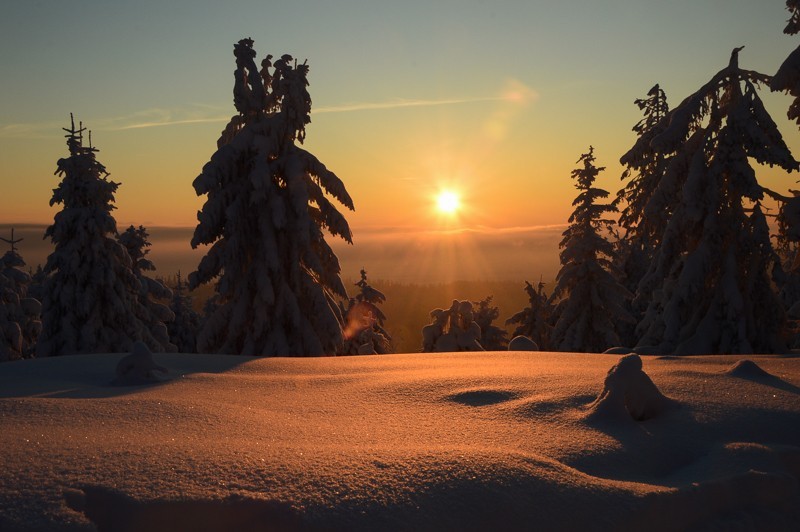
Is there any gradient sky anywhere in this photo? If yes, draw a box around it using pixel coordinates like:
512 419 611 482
2 1 800 281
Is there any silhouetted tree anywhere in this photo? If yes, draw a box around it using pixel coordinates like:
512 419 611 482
38 116 147 356
549 147 631 353
118 225 176 352
506 279 554 351
471 296 508 350
0 230 41 360
190 39 354 355
339 269 392 355
167 271 200 353
634 48 797 354
772 0 800 124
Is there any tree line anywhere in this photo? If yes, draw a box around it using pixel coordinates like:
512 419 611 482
4 2 800 359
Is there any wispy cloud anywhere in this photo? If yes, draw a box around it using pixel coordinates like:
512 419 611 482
0 81 539 137
109 116 231 131
314 96 504 114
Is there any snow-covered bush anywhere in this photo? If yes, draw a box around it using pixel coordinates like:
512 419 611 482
37 116 150 357
190 40 354 356
340 269 392 355
549 148 632 353
118 225 176 352
421 300 484 352
506 280 553 351
633 49 798 354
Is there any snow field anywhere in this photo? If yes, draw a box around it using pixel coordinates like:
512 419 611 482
0 351 798 530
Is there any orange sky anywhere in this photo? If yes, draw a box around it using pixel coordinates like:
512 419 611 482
2 2 800 282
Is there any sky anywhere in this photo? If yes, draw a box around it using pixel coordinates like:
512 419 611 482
2 1 800 282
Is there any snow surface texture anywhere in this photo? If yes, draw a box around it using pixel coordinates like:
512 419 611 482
0 352 798 530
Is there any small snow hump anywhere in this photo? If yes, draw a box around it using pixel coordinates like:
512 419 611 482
603 347 633 355
725 359 774 380
508 335 538 351
112 341 168 386
586 354 676 423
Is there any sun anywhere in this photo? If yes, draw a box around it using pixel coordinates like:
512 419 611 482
436 190 461 215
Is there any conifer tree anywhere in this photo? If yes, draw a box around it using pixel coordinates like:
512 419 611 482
634 48 797 354
772 0 800 124
37 116 147 356
549 147 631 353
0 230 41 360
506 280 554 351
471 296 508 350
190 39 354 355
340 269 392 355
167 271 200 353
616 84 671 244
615 85 671 334
118 225 176 352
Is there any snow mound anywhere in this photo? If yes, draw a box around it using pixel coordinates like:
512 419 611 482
586 354 676 422
508 335 538 351
112 341 168 386
602 346 633 355
724 358 800 394
726 358 776 379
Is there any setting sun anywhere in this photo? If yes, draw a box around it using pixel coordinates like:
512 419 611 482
436 190 461 215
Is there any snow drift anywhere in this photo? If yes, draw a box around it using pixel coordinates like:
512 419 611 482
0 351 798 530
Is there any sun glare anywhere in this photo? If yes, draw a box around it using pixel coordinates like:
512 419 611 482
436 190 461 215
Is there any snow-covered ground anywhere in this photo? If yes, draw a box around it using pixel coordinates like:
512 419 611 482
0 351 798 531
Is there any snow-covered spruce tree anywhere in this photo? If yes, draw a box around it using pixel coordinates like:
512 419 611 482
339 269 392 355
616 84 671 246
167 271 200 353
189 39 354 355
117 225 176 352
37 117 148 357
471 296 508 350
0 231 41 361
421 300 484 353
634 48 798 354
772 0 800 124
549 147 632 353
505 280 554 351
615 86 670 341
774 191 800 347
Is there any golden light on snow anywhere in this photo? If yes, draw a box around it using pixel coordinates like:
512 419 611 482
435 190 461 215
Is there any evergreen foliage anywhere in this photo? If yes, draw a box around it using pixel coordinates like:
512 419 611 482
506 280 554 351
118 225 176 352
633 49 798 354
550 147 632 353
340 269 392 355
616 84 671 245
167 271 200 353
470 296 508 350
190 39 354 355
0 232 41 360
773 0 800 124
37 116 147 356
